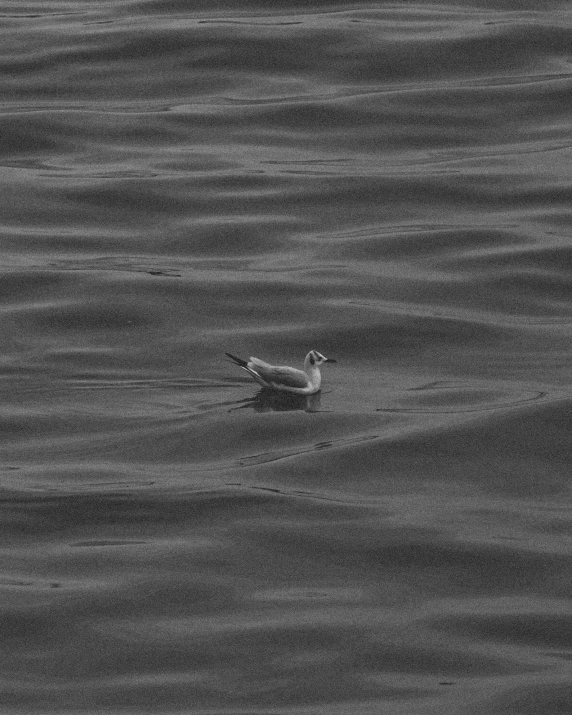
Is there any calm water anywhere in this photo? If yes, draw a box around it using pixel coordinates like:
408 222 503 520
2 1 572 713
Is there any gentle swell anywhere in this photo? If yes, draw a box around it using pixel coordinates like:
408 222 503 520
2 1 572 712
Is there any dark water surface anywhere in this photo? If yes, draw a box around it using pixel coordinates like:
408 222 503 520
2 1 572 712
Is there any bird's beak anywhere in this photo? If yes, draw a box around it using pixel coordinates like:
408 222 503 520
325 358 337 363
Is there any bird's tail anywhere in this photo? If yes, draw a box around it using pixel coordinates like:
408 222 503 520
225 352 248 368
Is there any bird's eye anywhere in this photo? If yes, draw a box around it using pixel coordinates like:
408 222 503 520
310 355 315 365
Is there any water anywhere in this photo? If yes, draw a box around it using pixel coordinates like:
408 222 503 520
2 1 572 713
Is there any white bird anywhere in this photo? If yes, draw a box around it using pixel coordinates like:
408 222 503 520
226 350 336 395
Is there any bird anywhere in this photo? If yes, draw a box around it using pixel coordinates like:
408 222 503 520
226 350 336 395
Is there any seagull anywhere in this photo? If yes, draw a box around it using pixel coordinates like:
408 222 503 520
226 350 336 395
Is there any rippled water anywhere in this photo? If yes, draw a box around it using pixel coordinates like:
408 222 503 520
2 1 572 713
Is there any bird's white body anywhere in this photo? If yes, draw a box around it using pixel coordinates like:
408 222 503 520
226 350 336 395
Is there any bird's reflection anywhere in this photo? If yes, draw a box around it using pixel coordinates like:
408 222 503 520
230 388 322 413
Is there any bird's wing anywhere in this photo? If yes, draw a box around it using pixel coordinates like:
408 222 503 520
253 365 309 388
249 357 274 370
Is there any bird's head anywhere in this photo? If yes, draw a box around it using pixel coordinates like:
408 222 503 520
306 350 336 367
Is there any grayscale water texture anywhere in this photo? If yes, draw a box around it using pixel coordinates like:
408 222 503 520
2 1 572 713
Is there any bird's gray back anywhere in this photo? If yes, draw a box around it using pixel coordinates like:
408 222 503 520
255 365 309 388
